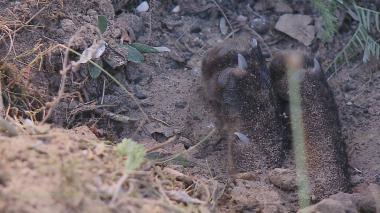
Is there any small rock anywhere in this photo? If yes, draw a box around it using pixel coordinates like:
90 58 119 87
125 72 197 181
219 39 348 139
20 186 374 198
350 174 364 185
236 15 248 22
355 184 380 212
179 136 192 149
134 85 147 99
61 19 76 32
232 172 259 181
268 168 297 191
145 122 175 140
219 17 228 35
190 26 202 34
299 185 380 213
298 198 357 213
191 67 201 77
275 14 315 46
172 5 180 13
175 101 188 109
141 100 154 107
343 82 357 92
136 1 149 13
250 17 270 34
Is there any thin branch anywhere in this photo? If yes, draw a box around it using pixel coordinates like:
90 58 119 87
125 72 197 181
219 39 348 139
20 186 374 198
156 128 216 164
146 136 177 153
40 37 75 124
110 172 129 206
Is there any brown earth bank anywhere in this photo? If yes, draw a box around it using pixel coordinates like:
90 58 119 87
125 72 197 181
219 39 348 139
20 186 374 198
0 0 379 212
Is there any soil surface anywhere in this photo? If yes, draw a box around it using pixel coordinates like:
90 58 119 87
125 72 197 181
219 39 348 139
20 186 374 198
0 0 379 212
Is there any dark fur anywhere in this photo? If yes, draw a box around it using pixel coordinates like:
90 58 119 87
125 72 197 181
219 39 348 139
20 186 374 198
201 37 285 173
269 52 350 199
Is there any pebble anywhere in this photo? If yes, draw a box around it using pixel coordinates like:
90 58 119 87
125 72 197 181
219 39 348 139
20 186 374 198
136 1 149 13
268 168 297 191
134 85 148 99
172 5 180 13
350 174 364 185
236 15 248 22
141 100 154 107
250 17 270 34
179 136 192 149
61 19 76 32
175 101 188 109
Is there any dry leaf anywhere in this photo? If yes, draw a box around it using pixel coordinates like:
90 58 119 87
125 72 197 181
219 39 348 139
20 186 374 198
219 17 228 35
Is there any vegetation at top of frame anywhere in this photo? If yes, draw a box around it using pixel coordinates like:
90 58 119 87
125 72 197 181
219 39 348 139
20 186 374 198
312 0 380 76
313 0 339 41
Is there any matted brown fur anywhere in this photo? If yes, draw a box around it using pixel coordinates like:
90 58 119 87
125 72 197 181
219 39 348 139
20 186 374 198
269 52 350 199
201 37 285 173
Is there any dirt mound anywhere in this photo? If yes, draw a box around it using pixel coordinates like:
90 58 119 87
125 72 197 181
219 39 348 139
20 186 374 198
0 125 221 213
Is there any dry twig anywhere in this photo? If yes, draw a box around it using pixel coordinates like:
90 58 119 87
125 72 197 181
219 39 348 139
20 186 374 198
40 38 75 124
146 136 177 153
156 128 216 164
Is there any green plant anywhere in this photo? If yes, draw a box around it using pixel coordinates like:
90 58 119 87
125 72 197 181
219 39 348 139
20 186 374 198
84 16 169 79
116 138 146 172
313 0 339 41
314 0 380 77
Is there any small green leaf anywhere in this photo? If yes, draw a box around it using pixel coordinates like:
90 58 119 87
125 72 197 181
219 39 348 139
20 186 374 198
98 15 108 34
130 43 159 53
124 45 144 63
116 139 146 172
88 60 102 79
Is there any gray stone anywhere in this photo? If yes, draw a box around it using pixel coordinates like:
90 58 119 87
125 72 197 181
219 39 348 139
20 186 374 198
134 85 148 99
175 101 188 109
268 168 297 191
61 19 76 32
250 17 270 34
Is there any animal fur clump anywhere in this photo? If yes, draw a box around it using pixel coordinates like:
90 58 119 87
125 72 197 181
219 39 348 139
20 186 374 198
201 37 285 173
269 52 350 199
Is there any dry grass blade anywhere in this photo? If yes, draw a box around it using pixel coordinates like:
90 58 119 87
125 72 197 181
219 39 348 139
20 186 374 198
156 128 216 164
40 38 74 124
147 136 177 153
